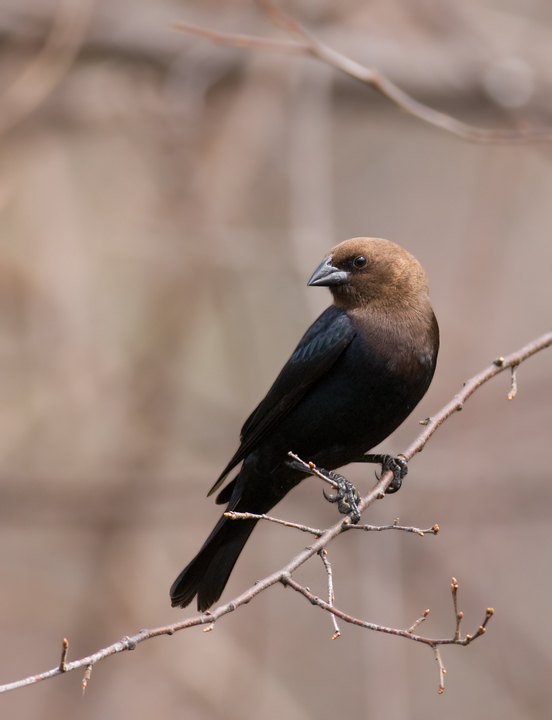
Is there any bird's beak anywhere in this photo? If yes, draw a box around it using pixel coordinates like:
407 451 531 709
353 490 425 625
307 256 350 287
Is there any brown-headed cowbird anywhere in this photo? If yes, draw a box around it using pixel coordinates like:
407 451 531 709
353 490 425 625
170 238 439 611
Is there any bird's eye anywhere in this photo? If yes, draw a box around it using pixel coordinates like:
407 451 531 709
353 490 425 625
353 255 367 269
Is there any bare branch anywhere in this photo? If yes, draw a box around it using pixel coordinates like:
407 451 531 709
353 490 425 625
81 664 92 696
281 575 490 648
281 574 491 692
507 365 519 400
403 331 552 465
172 21 305 55
226 510 439 537
347 518 439 536
59 638 68 673
173 2 552 143
319 550 340 639
0 0 93 138
408 609 430 634
451 577 462 641
225 510 323 536
434 647 446 694
287 451 340 488
0 331 549 695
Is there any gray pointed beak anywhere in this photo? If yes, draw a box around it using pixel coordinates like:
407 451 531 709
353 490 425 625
307 256 350 287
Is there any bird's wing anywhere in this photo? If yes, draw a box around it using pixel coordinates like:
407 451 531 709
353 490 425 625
207 305 355 496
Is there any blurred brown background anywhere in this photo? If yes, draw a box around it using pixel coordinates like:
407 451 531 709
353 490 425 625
0 0 551 718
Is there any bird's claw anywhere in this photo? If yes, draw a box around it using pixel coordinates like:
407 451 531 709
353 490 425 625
321 471 361 523
380 454 408 494
357 453 408 493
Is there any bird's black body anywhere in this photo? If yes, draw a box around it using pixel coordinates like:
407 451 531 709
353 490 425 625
171 238 439 611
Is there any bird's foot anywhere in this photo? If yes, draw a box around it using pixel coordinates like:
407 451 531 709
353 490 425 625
286 454 361 523
321 471 361 524
359 453 408 494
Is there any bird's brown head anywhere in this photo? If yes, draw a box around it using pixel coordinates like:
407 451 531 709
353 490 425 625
307 237 430 311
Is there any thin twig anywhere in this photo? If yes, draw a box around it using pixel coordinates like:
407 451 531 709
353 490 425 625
508 365 518 400
434 647 446 695
59 638 68 673
319 549 340 639
347 518 439 536
225 510 438 538
287 451 340 488
464 608 494 645
281 575 491 693
403 332 552 466
225 511 323 536
281 575 489 648
172 22 305 54
451 577 462 640
408 609 430 634
0 331 549 694
82 664 92 696
173 3 552 144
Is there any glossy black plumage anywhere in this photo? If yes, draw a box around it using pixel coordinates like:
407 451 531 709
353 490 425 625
171 238 439 611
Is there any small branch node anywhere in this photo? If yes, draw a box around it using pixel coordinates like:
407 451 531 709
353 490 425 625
493 357 505 367
419 417 431 425
122 636 137 651
280 572 291 586
455 611 463 641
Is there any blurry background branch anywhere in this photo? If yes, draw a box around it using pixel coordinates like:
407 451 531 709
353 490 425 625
0 331 549 697
0 0 92 137
174 0 552 143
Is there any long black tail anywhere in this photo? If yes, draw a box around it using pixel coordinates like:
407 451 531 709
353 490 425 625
170 511 258 611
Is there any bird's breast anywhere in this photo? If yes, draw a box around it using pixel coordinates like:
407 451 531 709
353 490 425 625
269 331 434 471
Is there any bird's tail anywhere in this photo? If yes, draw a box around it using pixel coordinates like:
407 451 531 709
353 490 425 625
170 511 258 611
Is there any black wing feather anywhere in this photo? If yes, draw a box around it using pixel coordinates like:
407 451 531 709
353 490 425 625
208 306 355 496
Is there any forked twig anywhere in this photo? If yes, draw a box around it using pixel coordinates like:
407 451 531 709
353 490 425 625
281 574 493 692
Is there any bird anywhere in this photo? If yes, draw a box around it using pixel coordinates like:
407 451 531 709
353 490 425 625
170 237 439 611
